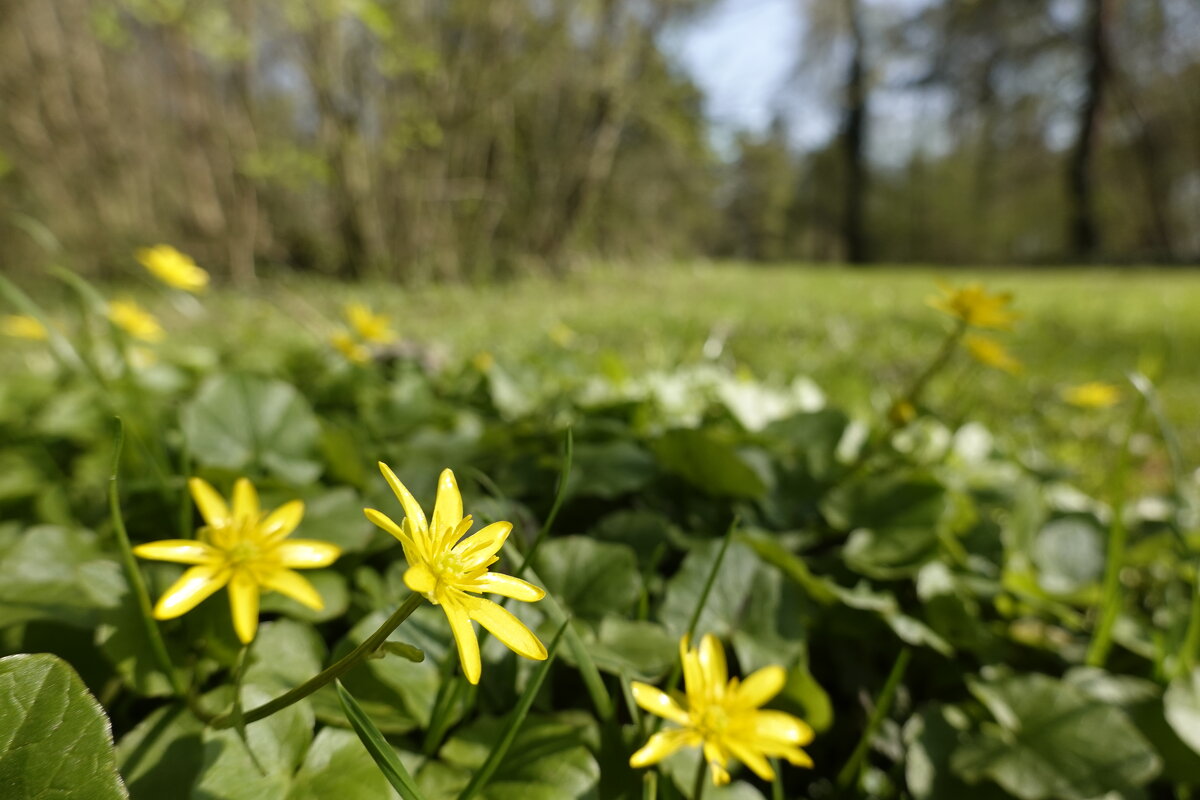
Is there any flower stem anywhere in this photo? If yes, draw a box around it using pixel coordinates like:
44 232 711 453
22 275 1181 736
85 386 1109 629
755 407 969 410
210 592 424 729
836 647 912 791
108 419 186 699
1086 385 1145 668
691 754 708 800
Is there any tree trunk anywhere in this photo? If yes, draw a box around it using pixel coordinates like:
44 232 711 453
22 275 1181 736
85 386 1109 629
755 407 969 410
839 0 868 264
1065 0 1108 261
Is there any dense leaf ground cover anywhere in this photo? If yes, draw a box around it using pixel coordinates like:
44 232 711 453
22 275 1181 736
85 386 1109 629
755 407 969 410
1 262 1199 800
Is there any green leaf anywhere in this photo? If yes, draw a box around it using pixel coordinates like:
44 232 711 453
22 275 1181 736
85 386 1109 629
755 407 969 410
117 704 206 800
336 682 425 800
181 374 322 483
285 728 406 800
455 623 568 800
1031 517 1105 595
764 408 849 481
951 673 1160 800
579 616 677 680
565 441 657 499
0 525 123 628
435 711 599 800
652 429 768 498
904 705 1006 800
659 539 759 638
1165 668 1200 756
0 653 128 800
531 536 642 620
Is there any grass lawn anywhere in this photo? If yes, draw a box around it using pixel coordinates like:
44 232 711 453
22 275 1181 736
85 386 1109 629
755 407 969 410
14 262 1200 492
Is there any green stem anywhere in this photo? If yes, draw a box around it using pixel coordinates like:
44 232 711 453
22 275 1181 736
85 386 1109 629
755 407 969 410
836 647 912 791
514 428 573 579
691 752 708 800
108 419 186 699
210 593 424 729
1086 387 1146 668
1180 577 1200 679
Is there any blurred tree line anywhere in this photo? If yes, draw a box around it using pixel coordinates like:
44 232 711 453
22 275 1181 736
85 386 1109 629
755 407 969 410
0 0 1197 282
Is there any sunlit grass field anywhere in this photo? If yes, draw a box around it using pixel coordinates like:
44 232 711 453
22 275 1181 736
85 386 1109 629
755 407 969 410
151 263 1200 491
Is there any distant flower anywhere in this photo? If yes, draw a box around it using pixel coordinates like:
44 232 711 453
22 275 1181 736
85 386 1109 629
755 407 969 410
331 330 369 364
471 351 495 372
1 314 48 340
964 334 1022 374
928 282 1019 330
548 322 576 347
108 299 165 342
1062 381 1121 408
136 245 209 292
630 634 814 786
364 464 547 684
135 477 341 644
889 399 917 426
344 303 394 344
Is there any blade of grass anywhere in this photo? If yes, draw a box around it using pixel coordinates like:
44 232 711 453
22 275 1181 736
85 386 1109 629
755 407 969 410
0 273 85 372
1086 376 1147 668
836 647 912 790
642 771 658 800
456 621 568 800
514 428 573 579
108 419 186 699
338 681 428 800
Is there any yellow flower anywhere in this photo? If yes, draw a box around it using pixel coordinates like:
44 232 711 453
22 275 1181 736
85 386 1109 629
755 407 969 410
1062 381 1120 408
471 351 495 372
344 303 394 344
136 244 209 292
364 464 547 684
964 334 1022 374
331 330 369 364
2 314 48 340
108 299 165 342
630 634 814 786
548 322 576 347
889 399 917 426
928 282 1019 329
134 477 341 644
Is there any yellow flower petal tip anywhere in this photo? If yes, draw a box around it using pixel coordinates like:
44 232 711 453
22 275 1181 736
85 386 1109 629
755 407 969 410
964 334 1022 375
135 476 340 643
365 463 548 683
1061 381 1121 408
1 314 49 341
628 633 814 786
108 299 166 342
136 244 209 292
928 282 1019 330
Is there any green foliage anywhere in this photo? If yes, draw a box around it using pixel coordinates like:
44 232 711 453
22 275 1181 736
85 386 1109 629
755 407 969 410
0 653 128 799
2 270 1200 798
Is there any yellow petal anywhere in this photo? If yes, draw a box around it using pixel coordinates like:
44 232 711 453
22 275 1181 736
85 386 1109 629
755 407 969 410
750 709 815 747
261 500 305 540
154 564 229 619
275 540 341 569
710 761 731 786
470 572 545 602
452 521 512 566
629 729 696 768
443 596 481 684
189 477 229 528
630 681 690 725
261 568 325 611
228 570 260 644
697 634 728 694
364 508 410 544
231 478 260 525
734 665 787 710
725 738 776 782
378 462 427 534
404 564 437 595
430 468 463 544
462 595 547 661
133 540 218 565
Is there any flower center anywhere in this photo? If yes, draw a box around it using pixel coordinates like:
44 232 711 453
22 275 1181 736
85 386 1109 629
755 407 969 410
696 704 731 739
227 540 261 566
